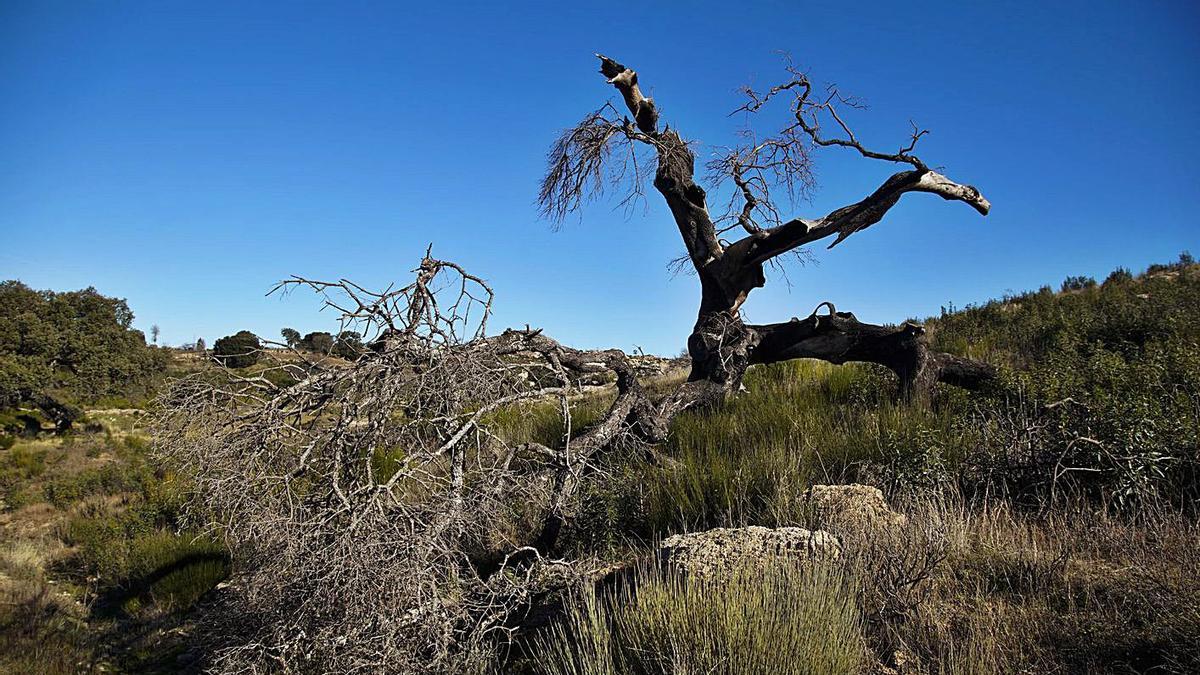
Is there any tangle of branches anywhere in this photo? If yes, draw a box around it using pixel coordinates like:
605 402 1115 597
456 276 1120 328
153 253 605 672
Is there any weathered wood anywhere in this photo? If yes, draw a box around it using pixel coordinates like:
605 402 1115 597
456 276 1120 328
749 307 995 399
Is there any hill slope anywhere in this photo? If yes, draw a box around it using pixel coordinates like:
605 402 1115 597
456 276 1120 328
1 257 1198 674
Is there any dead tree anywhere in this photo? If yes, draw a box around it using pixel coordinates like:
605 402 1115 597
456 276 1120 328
541 55 994 416
154 57 1000 671
500 55 1000 554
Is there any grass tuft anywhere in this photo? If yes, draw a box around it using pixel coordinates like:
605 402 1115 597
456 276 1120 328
533 560 866 675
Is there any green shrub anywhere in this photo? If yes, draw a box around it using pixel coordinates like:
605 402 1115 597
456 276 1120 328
1 443 47 479
488 394 612 447
118 532 229 614
0 280 168 408
332 330 365 360
299 331 334 353
1104 267 1133 285
927 262 1200 505
371 445 406 484
257 364 300 388
44 461 153 508
123 434 149 453
213 330 261 369
63 476 227 618
0 443 49 507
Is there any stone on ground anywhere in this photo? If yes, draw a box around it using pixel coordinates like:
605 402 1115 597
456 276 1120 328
658 525 839 577
806 483 907 536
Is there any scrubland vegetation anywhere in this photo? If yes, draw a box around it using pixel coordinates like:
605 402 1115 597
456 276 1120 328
511 255 1200 674
1 255 1198 673
533 562 867 675
0 412 227 673
0 282 223 673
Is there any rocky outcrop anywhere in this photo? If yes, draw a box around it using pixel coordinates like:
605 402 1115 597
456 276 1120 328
805 483 907 537
658 526 840 577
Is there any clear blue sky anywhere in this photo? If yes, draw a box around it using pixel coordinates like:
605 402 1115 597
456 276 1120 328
2 1 1197 353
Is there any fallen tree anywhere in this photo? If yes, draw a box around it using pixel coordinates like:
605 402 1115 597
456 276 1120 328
155 56 994 672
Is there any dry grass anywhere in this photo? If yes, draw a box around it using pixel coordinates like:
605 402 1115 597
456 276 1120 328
849 494 1200 674
0 580 97 674
0 421 227 673
4 262 1198 672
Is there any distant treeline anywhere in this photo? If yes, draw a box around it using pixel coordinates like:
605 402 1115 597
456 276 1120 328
208 328 365 369
3 253 1194 434
278 327 364 360
0 277 381 431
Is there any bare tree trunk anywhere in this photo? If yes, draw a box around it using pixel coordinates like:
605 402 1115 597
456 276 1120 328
749 307 996 399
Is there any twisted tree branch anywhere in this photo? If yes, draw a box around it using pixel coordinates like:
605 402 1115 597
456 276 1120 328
743 168 990 266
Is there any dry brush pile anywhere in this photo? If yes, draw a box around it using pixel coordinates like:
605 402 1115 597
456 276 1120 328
152 254 648 672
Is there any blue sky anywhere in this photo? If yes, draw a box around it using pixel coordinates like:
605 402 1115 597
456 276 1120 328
2 1 1197 354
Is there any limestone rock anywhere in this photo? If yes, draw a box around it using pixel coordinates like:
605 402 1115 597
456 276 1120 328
806 483 907 536
658 525 840 577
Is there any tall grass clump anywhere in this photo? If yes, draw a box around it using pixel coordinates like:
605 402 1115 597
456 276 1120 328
533 560 866 675
487 392 615 446
0 584 97 675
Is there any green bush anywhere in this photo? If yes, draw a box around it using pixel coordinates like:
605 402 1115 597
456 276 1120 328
213 330 262 369
1104 267 1133 285
1061 275 1097 292
59 461 227 618
118 533 229 614
44 461 154 508
927 262 1200 505
299 331 334 353
242 363 296 389
0 443 49 507
64 514 228 617
332 330 365 360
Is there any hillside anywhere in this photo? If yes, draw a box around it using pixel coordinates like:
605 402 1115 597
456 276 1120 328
0 257 1198 673
519 256 1200 673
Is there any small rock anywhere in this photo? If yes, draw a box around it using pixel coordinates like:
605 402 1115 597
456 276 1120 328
658 525 840 577
805 483 907 536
